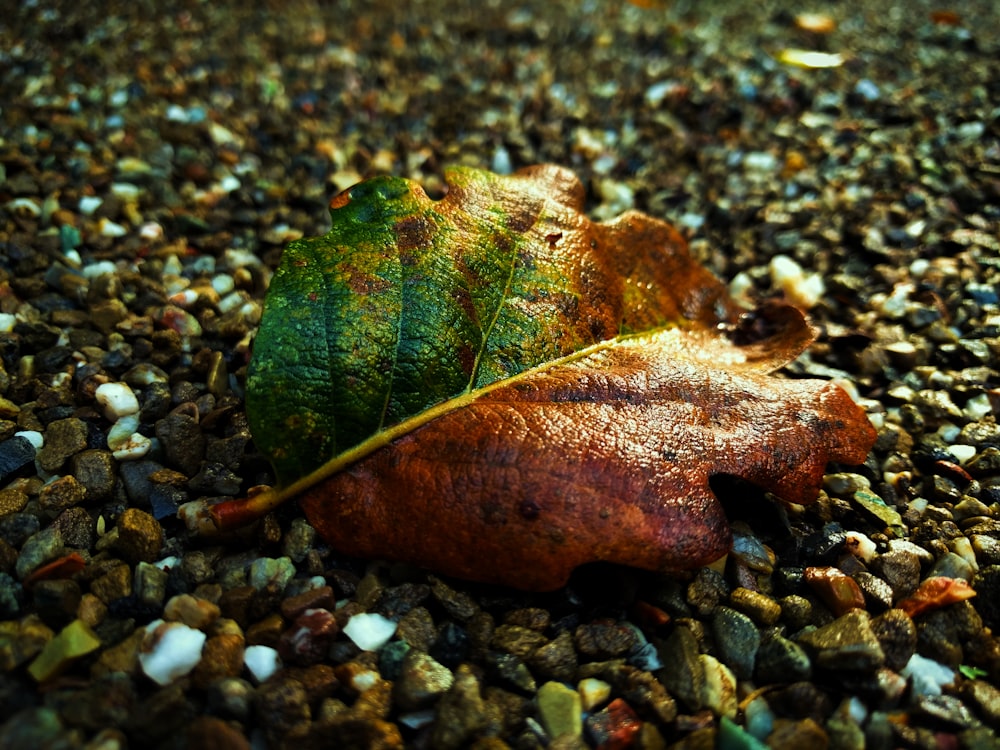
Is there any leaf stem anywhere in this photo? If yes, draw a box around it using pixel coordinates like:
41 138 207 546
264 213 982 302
205 333 626 532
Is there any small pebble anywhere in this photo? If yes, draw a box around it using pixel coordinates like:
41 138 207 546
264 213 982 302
244 644 281 683
537 681 582 741
94 382 140 421
138 620 207 686
343 612 398 652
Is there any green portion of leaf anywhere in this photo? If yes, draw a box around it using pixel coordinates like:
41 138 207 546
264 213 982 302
246 165 735 485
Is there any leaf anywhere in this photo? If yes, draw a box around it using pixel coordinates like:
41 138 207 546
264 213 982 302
202 164 875 591
245 164 743 485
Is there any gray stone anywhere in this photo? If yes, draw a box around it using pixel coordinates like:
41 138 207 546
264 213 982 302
755 632 811 684
711 606 760 680
15 526 64 580
155 409 206 475
656 625 704 712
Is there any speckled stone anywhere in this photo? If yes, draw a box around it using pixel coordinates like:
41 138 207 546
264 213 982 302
656 625 704 712
0 488 28 516
113 508 163 564
393 650 454 710
429 663 488 750
36 418 88 473
574 621 638 660
37 475 86 512
191 633 246 690
729 587 782 626
870 609 917 672
755 632 812 684
155 408 207 476
490 624 548 659
529 630 578 683
15 526 64 581
711 606 760 680
797 610 885 672
255 677 311 748
185 715 250 750
69 449 116 502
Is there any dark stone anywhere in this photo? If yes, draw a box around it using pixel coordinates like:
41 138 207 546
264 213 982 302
155 408 206 475
430 621 470 669
574 620 639 660
69 449 116 502
0 437 36 484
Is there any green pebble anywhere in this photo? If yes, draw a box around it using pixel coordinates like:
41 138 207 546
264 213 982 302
718 716 769 750
249 556 296 592
852 490 903 531
28 619 102 682
537 681 582 740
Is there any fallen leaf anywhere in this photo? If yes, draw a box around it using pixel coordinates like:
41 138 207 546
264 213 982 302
192 164 875 590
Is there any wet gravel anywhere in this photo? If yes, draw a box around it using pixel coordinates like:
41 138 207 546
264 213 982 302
2 0 1000 748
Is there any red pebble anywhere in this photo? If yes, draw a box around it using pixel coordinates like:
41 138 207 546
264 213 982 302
897 577 976 618
586 698 642 750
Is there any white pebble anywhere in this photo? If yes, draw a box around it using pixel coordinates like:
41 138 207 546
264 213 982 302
769 254 825 309
139 221 164 241
211 274 236 296
107 414 140 449
218 290 248 314
946 444 977 464
844 531 876 563
218 175 241 193
244 644 282 683
98 217 128 237
139 620 207 686
78 196 103 215
964 393 993 421
5 197 41 217
110 182 141 201
902 653 954 697
82 260 119 279
15 430 44 451
0 313 16 333
111 432 152 461
95 382 140 420
343 612 398 652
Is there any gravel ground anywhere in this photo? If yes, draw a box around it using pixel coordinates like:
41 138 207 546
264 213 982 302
2 0 1000 748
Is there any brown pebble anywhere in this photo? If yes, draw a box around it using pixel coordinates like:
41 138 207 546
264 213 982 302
114 508 163 564
37 418 88 473
90 563 133 604
219 585 256 627
38 474 87 512
280 585 336 620
0 488 28 515
77 593 108 628
164 593 221 629
730 587 783 626
186 716 251 750
192 633 246 689
804 566 865 617
246 612 285 647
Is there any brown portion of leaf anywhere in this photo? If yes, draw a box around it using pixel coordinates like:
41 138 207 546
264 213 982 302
302 319 875 591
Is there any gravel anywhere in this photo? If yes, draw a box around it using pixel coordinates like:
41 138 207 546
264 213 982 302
2 0 1000 748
